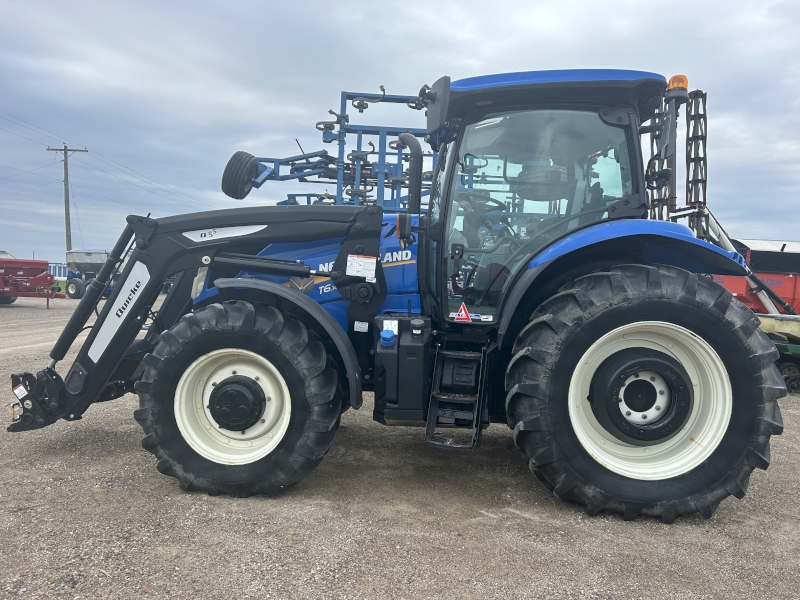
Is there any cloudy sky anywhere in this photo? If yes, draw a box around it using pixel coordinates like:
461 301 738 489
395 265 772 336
1 0 798 261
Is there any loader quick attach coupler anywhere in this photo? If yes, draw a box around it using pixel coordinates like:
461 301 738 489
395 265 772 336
9 369 66 432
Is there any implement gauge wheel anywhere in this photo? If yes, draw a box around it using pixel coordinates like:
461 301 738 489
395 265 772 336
506 264 785 522
134 301 341 496
221 151 259 200
65 278 85 299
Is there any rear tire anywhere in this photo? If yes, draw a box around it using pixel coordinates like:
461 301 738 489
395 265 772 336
134 301 340 496
66 278 84 299
506 265 785 522
221 151 258 200
0 296 16 305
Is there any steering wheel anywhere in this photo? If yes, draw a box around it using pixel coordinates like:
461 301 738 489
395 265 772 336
455 190 506 213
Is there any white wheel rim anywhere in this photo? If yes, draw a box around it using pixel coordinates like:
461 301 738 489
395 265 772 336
568 321 732 480
174 348 291 465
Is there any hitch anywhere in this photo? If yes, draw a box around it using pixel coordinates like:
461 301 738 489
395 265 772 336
9 370 68 432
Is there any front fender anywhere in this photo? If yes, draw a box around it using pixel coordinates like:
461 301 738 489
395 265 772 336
497 220 747 348
214 277 362 409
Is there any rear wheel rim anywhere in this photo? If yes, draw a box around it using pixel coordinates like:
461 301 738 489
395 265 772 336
174 348 291 465
568 321 732 481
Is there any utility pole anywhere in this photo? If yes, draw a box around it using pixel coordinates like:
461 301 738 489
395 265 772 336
47 143 88 252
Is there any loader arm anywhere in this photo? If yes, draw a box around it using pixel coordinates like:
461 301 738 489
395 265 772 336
10 204 383 432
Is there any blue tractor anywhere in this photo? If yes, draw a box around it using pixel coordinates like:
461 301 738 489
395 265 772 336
9 70 786 522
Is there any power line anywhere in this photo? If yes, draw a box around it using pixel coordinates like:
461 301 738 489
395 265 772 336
0 109 84 147
79 151 213 209
0 114 64 145
0 125 52 145
87 149 205 205
0 159 163 214
72 155 210 211
0 109 209 208
69 182 148 212
0 163 29 172
0 161 62 181
72 196 86 248
0 159 157 213
0 179 59 199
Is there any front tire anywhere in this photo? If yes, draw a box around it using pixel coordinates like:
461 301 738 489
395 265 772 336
134 301 340 496
506 265 785 522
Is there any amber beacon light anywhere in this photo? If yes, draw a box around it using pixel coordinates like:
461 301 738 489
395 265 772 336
668 74 689 90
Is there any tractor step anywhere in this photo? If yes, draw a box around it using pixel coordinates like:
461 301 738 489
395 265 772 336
425 346 494 450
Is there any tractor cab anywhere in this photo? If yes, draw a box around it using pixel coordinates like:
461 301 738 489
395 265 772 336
420 70 664 325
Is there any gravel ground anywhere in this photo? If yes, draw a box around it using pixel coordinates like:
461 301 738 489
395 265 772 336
1 297 798 599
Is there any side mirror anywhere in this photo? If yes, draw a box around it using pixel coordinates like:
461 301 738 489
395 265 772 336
425 76 451 136
396 213 414 249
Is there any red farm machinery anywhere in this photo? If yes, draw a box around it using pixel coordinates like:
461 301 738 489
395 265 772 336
0 257 64 307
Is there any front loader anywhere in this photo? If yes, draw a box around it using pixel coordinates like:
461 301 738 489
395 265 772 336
9 70 786 522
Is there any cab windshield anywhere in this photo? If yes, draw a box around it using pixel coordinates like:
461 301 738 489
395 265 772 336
444 108 635 322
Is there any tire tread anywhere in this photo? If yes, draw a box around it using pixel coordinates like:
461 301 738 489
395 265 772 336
135 301 340 496
505 264 786 522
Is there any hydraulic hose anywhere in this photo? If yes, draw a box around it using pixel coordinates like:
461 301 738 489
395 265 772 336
706 212 783 315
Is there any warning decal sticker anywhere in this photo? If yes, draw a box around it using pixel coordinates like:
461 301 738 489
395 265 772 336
453 302 472 323
345 254 377 283
449 302 493 323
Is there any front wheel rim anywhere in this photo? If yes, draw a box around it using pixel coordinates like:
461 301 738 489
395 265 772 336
568 321 732 481
174 348 291 465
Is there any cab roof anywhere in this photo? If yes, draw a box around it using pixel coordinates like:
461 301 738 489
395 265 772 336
451 69 666 91
447 69 668 123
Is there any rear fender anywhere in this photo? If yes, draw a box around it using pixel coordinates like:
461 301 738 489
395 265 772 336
214 277 363 409
497 220 748 349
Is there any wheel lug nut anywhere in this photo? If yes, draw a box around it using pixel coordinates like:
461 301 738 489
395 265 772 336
260 419 265 424
655 405 661 411
618 398 623 403
625 411 631 416
634 373 639 378
232 370 237 375
241 430 246 435
642 414 648 419
659 390 664 395
650 376 656 382
266 396 272 402
254 376 259 381
211 382 217 387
